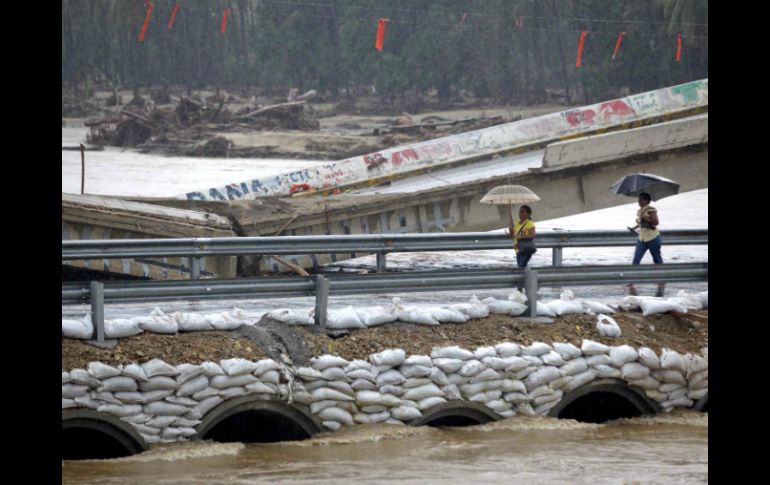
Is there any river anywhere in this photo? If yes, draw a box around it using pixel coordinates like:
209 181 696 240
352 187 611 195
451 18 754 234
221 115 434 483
62 411 707 484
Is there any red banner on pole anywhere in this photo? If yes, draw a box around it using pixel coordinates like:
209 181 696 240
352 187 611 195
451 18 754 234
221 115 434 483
138 1 153 43
167 3 180 31
575 31 587 68
676 33 682 62
375 18 389 52
612 32 626 60
221 8 231 34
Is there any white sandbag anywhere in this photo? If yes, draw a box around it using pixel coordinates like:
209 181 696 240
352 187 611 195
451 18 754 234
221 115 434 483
62 371 71 384
174 364 202 385
470 369 501 383
117 390 173 404
220 358 258 376
323 381 354 397
144 401 189 416
660 349 687 373
459 382 487 397
547 300 585 316
619 295 646 311
62 315 93 339
377 393 404 406
586 354 612 367
379 385 403 397
497 409 517 418
494 342 521 358
146 416 177 428
480 357 508 371
309 355 350 371
549 376 572 390
166 396 197 407
371 349 406 367
318 407 354 426
534 400 561 415
92 391 121 405
355 391 384 406
73 395 99 409
310 400 340 414
688 389 708 401
458 360 485 377
185 396 224 420
62 384 89 399
637 348 661 370
562 370 597 393
661 397 694 409
296 366 325 381
433 358 465 374
177 376 209 397
685 354 708 377
133 310 178 334
174 417 201 428
354 306 398 327
581 340 609 355
88 362 121 379
628 376 661 391
396 308 440 325
473 346 497 359
347 369 377 382
142 359 179 378
401 366 433 380
449 301 489 319
560 358 588 376
516 402 537 416
205 310 244 330
640 299 684 316
344 360 375 373
486 399 513 413
696 291 708 309
210 374 258 389
98 404 142 418
560 289 575 300
245 382 279 395
322 420 342 431
521 342 552 356
327 306 367 329
533 390 563 407
70 369 100 387
596 314 622 338
254 359 281 376
392 406 422 421
523 355 543 367
508 289 528 304
501 379 527 394
428 307 470 323
104 318 144 338
609 345 638 367
361 405 389 414
267 308 314 325
620 362 650 380
197 361 225 377
376 370 406 387
311 387 355 402
667 388 688 401
220 387 248 400
482 298 527 316
541 351 565 366
524 366 562 391
446 373 470 386
515 366 537 380
652 370 686 386
259 370 282 385
417 396 447 411
442 384 462 400
503 392 532 403
668 291 703 310
594 365 621 379
536 303 556 317
355 411 391 424
470 390 502 403
659 383 686 393
580 300 616 314
170 312 211 332
139 377 179 392
551 342 581 361
399 355 430 368
118 364 148 383
403 383 445 401
99 377 138 393
292 390 313 405
123 415 152 426
431 346 474 360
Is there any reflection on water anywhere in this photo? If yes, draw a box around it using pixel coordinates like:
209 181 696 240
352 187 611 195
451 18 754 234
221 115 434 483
62 411 707 484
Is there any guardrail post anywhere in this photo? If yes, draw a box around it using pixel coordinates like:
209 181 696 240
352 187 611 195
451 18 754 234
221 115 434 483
90 281 105 342
552 247 563 266
190 257 202 279
314 275 329 329
376 252 387 273
524 267 538 317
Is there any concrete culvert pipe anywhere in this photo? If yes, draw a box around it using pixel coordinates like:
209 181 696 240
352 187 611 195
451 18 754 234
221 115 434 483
196 396 322 443
548 379 659 424
62 409 148 460
410 401 500 428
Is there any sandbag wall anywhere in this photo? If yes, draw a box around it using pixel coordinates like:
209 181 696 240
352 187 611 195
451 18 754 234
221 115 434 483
62 341 708 445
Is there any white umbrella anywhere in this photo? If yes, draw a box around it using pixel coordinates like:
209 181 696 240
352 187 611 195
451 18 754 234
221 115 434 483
480 185 541 231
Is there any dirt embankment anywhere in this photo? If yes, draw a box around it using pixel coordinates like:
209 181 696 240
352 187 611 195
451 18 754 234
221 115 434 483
62 310 707 370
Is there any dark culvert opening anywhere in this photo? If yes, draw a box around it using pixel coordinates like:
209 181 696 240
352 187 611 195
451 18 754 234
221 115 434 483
62 427 135 460
424 415 485 428
557 392 643 423
203 410 312 443
701 401 708 412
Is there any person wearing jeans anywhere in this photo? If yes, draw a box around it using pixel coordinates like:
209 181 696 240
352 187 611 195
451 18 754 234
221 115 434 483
627 192 665 297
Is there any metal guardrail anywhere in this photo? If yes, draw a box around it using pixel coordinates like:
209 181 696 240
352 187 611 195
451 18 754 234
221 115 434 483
62 229 708 276
64 262 708 341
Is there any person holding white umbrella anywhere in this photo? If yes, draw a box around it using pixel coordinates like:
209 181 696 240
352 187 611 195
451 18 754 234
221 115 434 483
480 185 540 268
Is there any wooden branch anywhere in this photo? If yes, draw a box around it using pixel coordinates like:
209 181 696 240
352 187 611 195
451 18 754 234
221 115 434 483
270 255 309 276
235 101 306 120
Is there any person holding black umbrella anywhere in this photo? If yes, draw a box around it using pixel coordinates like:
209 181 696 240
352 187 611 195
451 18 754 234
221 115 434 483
627 191 665 297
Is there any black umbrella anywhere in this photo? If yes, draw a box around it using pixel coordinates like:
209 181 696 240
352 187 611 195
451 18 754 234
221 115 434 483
608 173 680 201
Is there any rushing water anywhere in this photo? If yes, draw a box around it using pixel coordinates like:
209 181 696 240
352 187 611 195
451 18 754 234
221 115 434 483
62 411 707 484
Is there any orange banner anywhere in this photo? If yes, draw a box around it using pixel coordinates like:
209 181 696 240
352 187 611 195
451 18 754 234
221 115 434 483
375 18 389 52
612 32 626 60
676 33 682 62
167 3 180 31
138 1 153 43
221 8 231 34
575 31 587 67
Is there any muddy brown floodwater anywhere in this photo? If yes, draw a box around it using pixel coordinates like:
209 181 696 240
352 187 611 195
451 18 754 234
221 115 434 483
62 410 707 484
